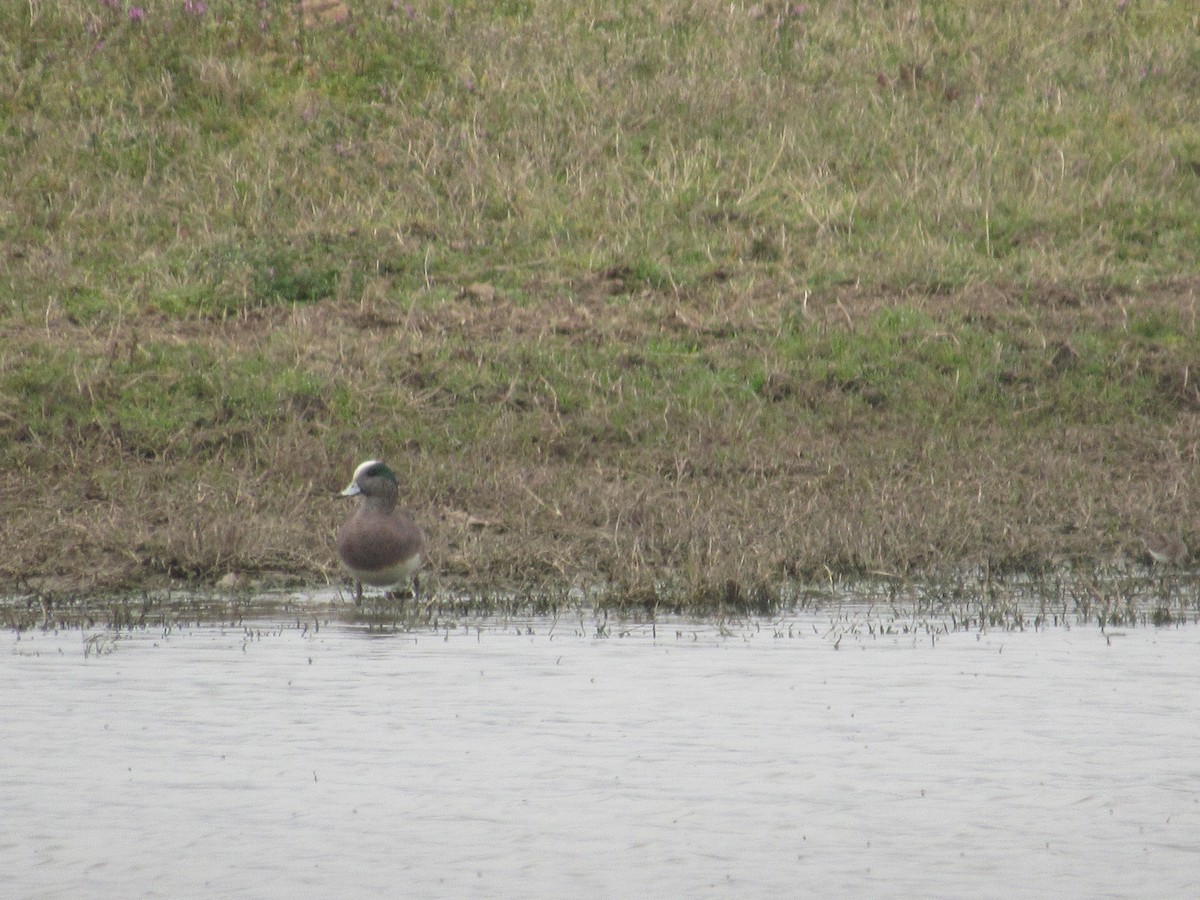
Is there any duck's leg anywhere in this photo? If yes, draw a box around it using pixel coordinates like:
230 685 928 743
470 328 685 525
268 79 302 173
384 579 417 603
354 580 364 605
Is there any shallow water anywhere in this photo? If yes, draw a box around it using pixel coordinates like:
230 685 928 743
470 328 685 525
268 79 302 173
4 612 1199 899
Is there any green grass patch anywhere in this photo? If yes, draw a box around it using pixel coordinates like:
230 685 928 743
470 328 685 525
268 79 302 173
4 0 1198 324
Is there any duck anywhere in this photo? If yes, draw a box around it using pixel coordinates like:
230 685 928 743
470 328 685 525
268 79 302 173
336 460 424 602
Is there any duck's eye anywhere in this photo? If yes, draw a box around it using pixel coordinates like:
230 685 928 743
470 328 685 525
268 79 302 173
363 462 393 480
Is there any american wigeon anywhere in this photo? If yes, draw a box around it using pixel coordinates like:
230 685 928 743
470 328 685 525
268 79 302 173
336 460 424 602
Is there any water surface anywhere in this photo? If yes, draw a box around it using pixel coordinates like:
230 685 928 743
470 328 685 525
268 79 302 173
4 612 1198 898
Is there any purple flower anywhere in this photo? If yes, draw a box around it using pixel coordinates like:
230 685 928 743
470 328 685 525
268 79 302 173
184 0 208 15
128 6 145 21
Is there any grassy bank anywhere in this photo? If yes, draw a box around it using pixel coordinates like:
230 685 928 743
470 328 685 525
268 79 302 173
2 1 1199 606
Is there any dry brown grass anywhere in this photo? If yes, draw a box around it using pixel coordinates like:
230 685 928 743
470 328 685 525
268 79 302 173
4 276 1199 609
3 3 1198 609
